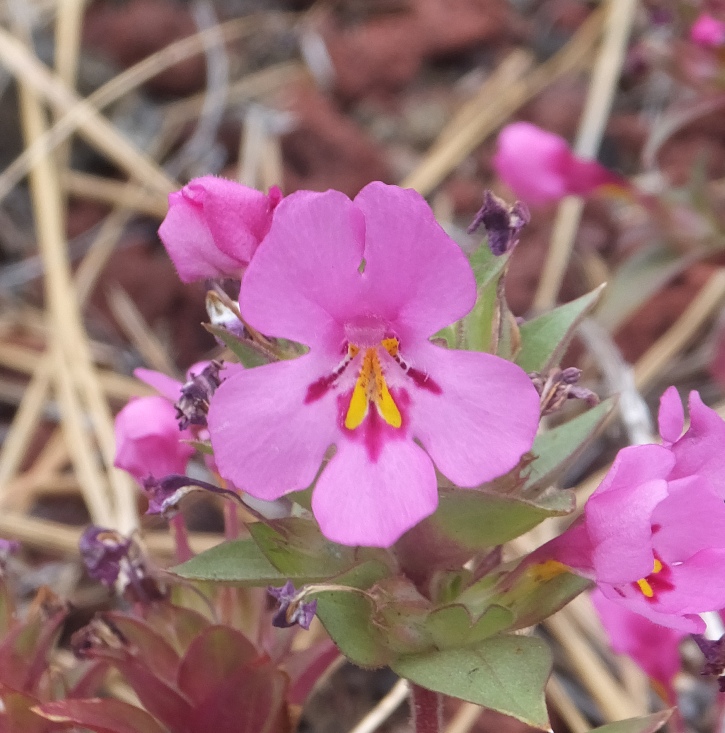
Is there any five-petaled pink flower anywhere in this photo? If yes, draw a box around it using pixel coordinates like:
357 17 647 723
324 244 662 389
690 13 725 48
546 388 725 632
208 182 541 547
158 176 282 283
591 589 683 703
493 122 624 205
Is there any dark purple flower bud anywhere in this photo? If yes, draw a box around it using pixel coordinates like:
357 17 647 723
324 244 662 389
529 367 599 416
175 360 223 430
468 190 530 256
143 474 244 517
268 581 318 630
79 527 132 586
694 635 725 688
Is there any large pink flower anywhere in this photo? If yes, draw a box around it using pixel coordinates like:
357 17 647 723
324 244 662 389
158 176 281 283
493 122 624 205
547 389 725 632
690 13 725 48
207 182 541 547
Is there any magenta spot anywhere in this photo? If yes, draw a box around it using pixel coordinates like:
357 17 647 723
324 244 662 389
305 374 336 404
408 367 442 394
630 556 675 604
651 523 662 534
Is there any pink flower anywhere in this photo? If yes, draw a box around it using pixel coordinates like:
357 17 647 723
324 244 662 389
207 182 541 547
493 122 624 205
547 389 725 632
114 395 194 483
690 13 725 48
591 589 683 702
158 176 282 283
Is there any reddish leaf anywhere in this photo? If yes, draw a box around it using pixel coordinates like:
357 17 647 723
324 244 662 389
0 688 53 733
103 613 180 683
67 661 110 699
36 698 168 733
176 626 258 706
141 602 210 657
283 640 340 706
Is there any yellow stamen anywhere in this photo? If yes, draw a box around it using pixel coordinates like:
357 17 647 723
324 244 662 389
637 578 654 598
344 346 401 430
529 560 569 583
653 558 663 574
382 337 399 357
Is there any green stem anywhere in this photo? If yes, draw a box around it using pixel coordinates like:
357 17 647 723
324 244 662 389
411 683 441 733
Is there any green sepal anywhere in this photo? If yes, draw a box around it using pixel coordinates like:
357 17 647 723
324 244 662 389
391 634 552 729
204 323 271 368
516 284 605 373
523 398 614 494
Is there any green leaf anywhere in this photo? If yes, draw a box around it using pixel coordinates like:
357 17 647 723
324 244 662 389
173 538 306 585
248 518 358 579
392 635 552 728
516 285 605 373
430 488 574 551
204 323 270 368
464 246 509 352
523 398 615 494
424 604 514 648
590 711 673 733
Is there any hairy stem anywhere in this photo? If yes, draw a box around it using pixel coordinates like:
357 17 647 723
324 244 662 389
411 683 442 733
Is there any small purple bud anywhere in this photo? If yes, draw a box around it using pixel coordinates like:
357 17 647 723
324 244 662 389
143 474 244 517
175 360 223 430
79 527 132 586
694 635 725 680
468 190 530 256
530 367 599 416
268 581 318 630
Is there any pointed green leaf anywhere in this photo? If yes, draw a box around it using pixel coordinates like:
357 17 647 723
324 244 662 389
204 324 270 368
424 604 514 648
430 488 574 551
173 539 301 585
392 635 552 728
516 285 605 373
590 711 673 733
464 246 509 352
523 398 614 494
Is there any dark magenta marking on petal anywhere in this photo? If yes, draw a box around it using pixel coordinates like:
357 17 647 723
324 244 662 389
629 556 675 604
407 367 442 394
305 374 337 404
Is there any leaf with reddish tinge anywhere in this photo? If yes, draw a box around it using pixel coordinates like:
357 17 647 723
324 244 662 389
36 698 168 733
0 688 52 733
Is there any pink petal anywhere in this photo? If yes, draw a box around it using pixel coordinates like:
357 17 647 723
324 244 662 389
240 190 365 349
353 182 476 340
311 439 437 547
585 444 674 584
134 368 182 402
658 386 684 445
690 13 725 47
669 391 725 497
598 584 705 633
652 475 725 562
114 396 193 482
493 122 572 204
405 343 540 486
652 549 725 615
208 354 339 500
543 520 595 575
159 176 275 283
591 589 683 690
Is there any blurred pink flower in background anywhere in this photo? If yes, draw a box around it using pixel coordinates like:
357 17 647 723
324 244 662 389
690 13 725 47
493 122 624 205
592 589 684 703
546 389 725 632
208 182 541 547
158 176 282 282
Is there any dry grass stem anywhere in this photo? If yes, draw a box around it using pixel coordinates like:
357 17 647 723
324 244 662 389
546 676 590 733
347 678 409 733
533 0 639 312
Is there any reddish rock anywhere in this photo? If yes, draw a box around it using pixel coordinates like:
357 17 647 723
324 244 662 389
281 83 390 196
83 0 206 96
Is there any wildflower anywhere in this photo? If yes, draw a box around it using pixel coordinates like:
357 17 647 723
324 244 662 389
467 190 530 255
268 581 318 629
545 390 725 631
529 367 599 416
208 182 540 547
592 589 683 702
79 527 133 586
158 176 282 283
493 122 624 205
690 13 725 48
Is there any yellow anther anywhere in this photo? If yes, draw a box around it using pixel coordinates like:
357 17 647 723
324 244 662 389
653 558 663 574
344 345 401 430
529 560 569 583
382 337 399 357
637 578 654 598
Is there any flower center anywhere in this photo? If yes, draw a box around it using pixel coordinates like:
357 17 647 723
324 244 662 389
344 338 402 430
633 557 674 601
